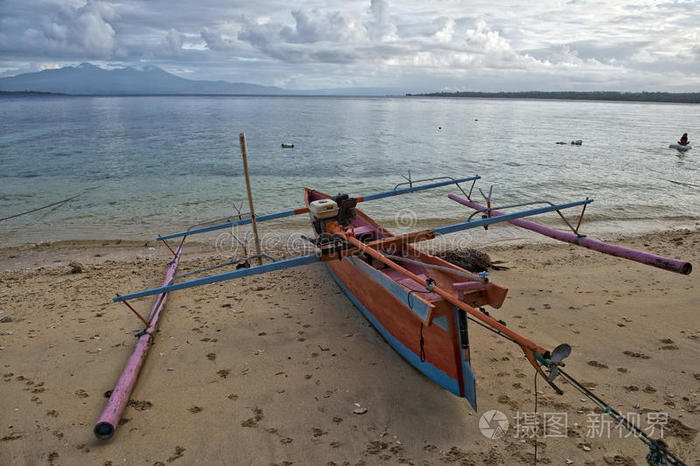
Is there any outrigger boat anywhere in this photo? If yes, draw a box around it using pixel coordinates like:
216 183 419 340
95 138 691 465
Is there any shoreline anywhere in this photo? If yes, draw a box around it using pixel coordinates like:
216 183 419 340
1 225 697 273
0 228 697 464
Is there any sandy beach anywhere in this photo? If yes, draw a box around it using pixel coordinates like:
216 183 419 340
0 228 698 465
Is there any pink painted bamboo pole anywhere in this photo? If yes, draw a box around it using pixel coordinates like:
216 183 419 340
448 194 692 275
94 247 182 440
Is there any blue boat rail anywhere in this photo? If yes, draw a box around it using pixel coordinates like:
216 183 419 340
157 175 481 241
114 197 592 303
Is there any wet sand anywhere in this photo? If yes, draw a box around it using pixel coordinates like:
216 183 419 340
0 229 698 465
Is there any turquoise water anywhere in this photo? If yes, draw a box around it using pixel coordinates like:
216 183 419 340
0 95 698 247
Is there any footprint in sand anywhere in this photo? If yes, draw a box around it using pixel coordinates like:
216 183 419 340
241 407 263 428
365 441 388 455
187 406 202 414
206 352 216 361
166 446 186 463
588 360 608 369
127 399 153 411
31 382 46 393
217 369 230 379
623 351 650 359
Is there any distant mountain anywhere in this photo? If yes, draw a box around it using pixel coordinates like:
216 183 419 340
0 63 288 95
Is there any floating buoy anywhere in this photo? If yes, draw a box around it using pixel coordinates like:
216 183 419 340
281 143 294 149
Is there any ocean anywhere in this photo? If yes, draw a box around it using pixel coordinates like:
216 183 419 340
0 95 698 248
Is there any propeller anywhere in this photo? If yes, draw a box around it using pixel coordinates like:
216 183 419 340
547 343 572 384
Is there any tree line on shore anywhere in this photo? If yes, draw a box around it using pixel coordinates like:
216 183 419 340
408 91 700 103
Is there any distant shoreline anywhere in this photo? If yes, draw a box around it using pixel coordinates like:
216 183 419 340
0 90 67 96
2 91 699 103
407 91 700 104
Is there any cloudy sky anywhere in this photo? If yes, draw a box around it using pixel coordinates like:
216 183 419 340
1 0 698 92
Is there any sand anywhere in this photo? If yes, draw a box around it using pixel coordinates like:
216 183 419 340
0 229 698 465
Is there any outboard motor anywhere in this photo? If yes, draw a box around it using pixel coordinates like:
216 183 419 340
309 193 358 235
309 198 340 234
332 193 358 227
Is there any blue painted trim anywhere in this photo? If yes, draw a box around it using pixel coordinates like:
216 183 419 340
327 265 461 397
348 257 431 321
434 199 593 236
432 315 449 331
157 209 297 241
114 254 320 302
454 307 477 410
361 176 480 201
157 176 480 241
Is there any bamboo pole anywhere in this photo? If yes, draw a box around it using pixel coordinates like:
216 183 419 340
448 194 692 275
94 246 182 440
239 133 263 266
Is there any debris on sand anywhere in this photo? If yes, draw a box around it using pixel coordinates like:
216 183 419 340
435 248 507 272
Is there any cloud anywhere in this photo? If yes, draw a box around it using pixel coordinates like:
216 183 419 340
0 0 120 59
165 28 185 54
77 1 117 57
279 9 366 44
201 27 239 51
0 0 698 91
367 0 397 41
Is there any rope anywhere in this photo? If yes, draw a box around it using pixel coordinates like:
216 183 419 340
419 323 426 362
462 312 686 465
0 186 100 223
555 368 686 465
534 373 538 466
406 280 437 363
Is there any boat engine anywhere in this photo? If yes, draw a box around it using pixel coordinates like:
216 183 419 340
309 194 357 235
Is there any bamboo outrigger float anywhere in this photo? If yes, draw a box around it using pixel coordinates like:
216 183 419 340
96 135 691 465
